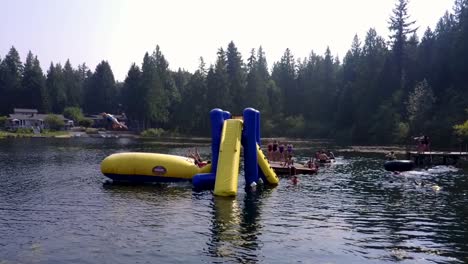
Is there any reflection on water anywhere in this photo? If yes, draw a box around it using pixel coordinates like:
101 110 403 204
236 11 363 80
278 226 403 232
208 190 268 263
1 138 468 263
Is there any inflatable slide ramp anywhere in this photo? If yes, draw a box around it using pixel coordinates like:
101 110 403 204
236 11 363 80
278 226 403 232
214 119 243 196
257 144 279 185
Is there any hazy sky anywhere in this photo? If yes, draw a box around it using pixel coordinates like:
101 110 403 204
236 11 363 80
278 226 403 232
1 0 455 81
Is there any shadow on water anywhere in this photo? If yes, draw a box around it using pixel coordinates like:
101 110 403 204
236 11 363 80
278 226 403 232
101 180 195 202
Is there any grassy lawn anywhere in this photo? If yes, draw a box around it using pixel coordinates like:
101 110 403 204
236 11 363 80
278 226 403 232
0 130 69 138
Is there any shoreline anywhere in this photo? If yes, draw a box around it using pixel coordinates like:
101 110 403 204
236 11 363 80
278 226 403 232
1 132 464 158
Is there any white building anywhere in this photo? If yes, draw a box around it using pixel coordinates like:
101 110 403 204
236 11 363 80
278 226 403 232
7 108 73 131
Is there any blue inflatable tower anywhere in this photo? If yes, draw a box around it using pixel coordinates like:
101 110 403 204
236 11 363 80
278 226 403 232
242 108 259 187
192 107 277 192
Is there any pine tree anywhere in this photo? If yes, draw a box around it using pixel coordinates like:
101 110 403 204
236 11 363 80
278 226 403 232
453 0 468 90
343 35 361 83
255 47 271 114
245 48 270 113
46 63 67 113
153 45 179 125
226 41 246 113
0 46 23 114
317 47 339 127
76 63 89 110
336 35 362 133
417 28 435 83
140 49 168 128
353 28 389 143
388 0 418 87
272 48 296 116
407 79 435 134
404 33 420 91
22 51 46 111
121 63 142 129
453 0 468 22
174 58 209 135
83 61 116 114
432 12 456 97
207 48 230 110
63 60 81 107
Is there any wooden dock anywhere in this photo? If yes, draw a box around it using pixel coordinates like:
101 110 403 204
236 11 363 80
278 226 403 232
406 151 468 166
269 161 318 176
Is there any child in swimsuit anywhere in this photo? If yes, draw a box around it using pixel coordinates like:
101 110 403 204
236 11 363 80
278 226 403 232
278 144 285 162
286 144 293 157
272 141 279 161
267 143 273 161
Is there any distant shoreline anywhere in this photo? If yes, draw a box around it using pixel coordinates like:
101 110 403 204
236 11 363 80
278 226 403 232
1 133 463 158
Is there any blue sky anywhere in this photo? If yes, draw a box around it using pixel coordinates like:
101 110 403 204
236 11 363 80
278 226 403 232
1 0 455 81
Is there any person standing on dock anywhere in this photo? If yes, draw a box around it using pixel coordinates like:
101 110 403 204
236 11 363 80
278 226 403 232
278 143 286 162
267 142 273 161
421 136 430 152
272 141 279 161
415 135 430 153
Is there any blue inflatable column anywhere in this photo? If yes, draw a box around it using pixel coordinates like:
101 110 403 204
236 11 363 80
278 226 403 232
222 111 232 122
255 109 260 145
243 108 259 187
211 108 228 172
193 108 228 191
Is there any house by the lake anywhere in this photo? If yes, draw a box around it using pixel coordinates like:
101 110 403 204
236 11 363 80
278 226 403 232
6 108 73 131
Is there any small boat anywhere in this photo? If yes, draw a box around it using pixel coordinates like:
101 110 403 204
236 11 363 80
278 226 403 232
270 161 318 175
101 152 212 183
384 160 414 172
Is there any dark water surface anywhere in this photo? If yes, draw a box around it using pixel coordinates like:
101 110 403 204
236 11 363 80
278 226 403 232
1 138 468 263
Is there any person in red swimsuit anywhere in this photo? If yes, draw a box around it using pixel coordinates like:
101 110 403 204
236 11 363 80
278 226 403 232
188 148 209 168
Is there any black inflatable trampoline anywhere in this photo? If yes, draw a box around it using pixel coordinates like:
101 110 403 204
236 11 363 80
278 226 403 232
384 160 415 172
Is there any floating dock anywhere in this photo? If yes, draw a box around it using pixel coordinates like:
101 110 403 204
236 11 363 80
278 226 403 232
406 151 468 165
270 161 318 176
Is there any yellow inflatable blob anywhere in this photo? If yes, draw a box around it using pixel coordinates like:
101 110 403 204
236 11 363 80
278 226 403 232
101 152 211 183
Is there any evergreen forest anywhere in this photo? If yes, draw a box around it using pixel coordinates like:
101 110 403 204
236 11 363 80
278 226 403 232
1 0 468 146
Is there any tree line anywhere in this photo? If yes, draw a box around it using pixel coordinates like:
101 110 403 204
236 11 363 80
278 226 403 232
0 0 467 146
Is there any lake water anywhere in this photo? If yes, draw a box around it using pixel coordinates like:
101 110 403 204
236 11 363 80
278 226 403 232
1 138 468 264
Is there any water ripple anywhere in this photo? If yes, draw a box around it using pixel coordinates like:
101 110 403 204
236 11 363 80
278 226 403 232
1 139 468 263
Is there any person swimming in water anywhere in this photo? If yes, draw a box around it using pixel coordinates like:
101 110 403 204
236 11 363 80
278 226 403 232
291 175 299 185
